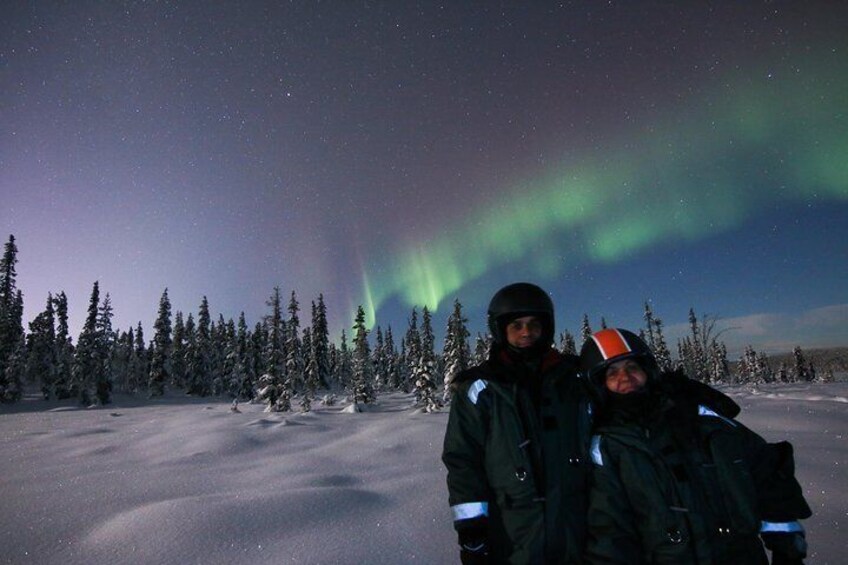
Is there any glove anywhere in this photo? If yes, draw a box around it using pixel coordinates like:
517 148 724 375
458 520 488 565
762 531 807 564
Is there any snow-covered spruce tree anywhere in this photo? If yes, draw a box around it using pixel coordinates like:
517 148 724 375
148 289 172 397
579 314 593 345
791 346 811 382
685 308 709 382
109 329 130 393
208 315 227 395
219 318 243 398
777 361 789 383
52 291 73 399
351 305 375 407
117 327 134 393
72 281 105 405
384 326 401 390
26 293 57 398
96 293 117 403
0 235 24 402
558 330 576 355
132 322 149 394
472 333 492 366
643 302 674 372
251 321 267 393
284 290 302 397
311 295 331 389
170 311 186 389
442 299 470 403
643 302 657 350
3 334 25 402
738 345 761 385
397 337 409 391
404 307 421 392
709 340 731 384
186 297 212 396
257 288 288 411
235 313 254 399
335 329 353 391
755 351 774 383
178 314 196 393
301 327 318 412
371 326 386 392
650 317 674 373
412 306 439 412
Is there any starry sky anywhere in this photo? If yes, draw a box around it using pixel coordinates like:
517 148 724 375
2 2 847 355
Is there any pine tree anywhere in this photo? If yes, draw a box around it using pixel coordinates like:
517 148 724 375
413 306 439 412
133 322 148 393
473 333 492 366
651 317 674 372
94 293 116 403
580 314 593 345
442 299 470 402
791 346 811 382
600 316 608 330
335 330 353 390
558 330 576 355
209 314 230 396
258 288 287 411
186 296 212 396
312 295 331 389
738 346 761 385
171 311 186 389
236 313 255 399
404 307 421 392
777 361 789 383
284 291 301 397
52 292 73 399
384 326 401 390
27 293 57 398
109 329 130 393
755 352 772 383
179 314 195 392
301 327 318 412
148 289 172 396
372 326 387 392
709 341 730 384
72 282 105 405
0 235 24 402
351 305 375 406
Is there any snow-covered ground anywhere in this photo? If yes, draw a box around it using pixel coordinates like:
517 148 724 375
2 383 846 564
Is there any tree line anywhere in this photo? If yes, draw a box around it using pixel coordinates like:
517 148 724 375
0 234 833 407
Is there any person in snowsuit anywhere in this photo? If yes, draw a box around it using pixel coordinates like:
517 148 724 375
442 282 593 564
580 328 811 564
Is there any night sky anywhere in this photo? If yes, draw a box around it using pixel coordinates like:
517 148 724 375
2 2 847 354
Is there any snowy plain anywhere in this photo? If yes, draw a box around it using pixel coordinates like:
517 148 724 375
2 383 846 565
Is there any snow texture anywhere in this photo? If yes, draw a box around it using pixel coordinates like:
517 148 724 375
2 383 846 564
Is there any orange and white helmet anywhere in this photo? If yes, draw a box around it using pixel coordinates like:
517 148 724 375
579 328 659 391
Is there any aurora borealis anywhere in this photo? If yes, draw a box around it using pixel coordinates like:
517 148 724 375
2 2 847 353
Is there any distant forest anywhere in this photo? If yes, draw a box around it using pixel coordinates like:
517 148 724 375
0 234 839 407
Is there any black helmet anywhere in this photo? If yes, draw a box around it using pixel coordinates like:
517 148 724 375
487 282 555 348
579 328 659 394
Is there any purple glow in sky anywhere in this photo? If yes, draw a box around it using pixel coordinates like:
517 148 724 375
2 2 847 354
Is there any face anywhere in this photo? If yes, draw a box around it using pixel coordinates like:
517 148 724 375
604 359 648 394
505 316 543 349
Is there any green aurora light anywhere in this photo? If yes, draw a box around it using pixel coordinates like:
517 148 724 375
359 51 848 327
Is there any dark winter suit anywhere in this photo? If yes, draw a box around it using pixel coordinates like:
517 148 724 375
586 373 811 564
442 347 593 564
